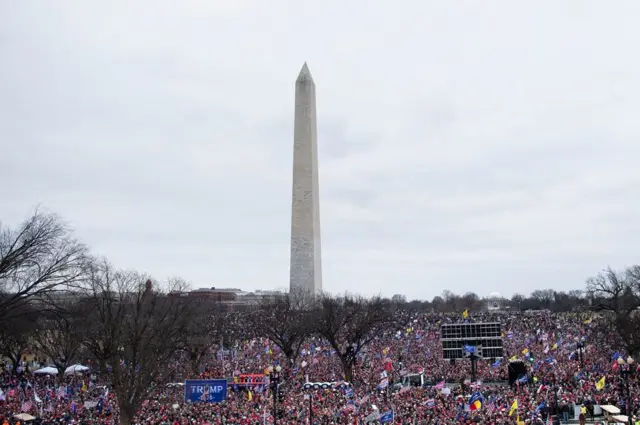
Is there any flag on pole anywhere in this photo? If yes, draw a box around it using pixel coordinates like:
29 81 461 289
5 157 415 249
379 410 394 424
469 392 483 410
486 398 496 416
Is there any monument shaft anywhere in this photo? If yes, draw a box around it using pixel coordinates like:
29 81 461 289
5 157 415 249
289 63 322 297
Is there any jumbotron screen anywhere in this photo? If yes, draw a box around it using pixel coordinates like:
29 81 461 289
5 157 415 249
440 322 503 359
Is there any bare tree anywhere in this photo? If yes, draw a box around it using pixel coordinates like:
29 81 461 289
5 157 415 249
441 290 458 311
81 259 196 425
461 292 482 311
530 289 555 309
587 266 640 357
0 315 36 373
508 293 524 310
567 289 584 300
311 294 392 382
32 306 84 381
0 210 87 325
166 276 191 293
249 290 310 367
431 295 445 312
162 277 218 378
391 294 407 305
180 301 220 378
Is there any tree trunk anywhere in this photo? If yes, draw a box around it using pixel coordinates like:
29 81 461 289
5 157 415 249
118 400 136 425
341 358 354 382
190 351 202 377
55 363 66 384
191 361 200 378
98 359 108 376
9 356 20 374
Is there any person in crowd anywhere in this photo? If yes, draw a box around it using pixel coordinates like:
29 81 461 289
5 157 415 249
0 310 637 424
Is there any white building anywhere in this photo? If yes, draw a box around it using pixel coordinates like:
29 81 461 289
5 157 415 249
487 292 503 311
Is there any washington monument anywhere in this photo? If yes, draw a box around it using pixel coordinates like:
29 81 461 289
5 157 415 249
289 63 322 298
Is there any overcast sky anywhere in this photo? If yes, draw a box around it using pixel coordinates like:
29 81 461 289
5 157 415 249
2 1 640 300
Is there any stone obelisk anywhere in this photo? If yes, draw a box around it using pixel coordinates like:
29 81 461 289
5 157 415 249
289 63 322 299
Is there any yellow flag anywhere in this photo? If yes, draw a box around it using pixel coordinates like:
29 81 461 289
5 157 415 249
596 376 605 391
583 318 592 324
462 309 469 319
552 343 557 350
522 348 529 356
509 355 518 362
508 399 518 416
247 390 253 401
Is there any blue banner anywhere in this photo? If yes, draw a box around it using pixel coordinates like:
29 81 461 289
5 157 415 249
184 379 228 403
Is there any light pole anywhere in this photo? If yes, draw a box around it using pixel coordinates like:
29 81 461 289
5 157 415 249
267 365 282 425
463 346 481 383
616 356 635 425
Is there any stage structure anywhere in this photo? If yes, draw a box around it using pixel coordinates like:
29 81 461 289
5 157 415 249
440 322 503 382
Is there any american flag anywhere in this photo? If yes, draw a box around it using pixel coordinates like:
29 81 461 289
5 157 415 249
434 380 446 390
200 386 209 401
21 401 33 412
356 395 369 405
486 398 496 416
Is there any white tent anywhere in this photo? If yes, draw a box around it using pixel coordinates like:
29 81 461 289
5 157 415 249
64 364 89 375
34 366 59 375
611 415 629 424
14 413 36 421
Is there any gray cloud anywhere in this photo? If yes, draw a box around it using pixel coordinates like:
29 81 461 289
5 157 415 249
2 0 640 300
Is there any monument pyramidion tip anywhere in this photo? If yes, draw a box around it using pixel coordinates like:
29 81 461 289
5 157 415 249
296 62 313 83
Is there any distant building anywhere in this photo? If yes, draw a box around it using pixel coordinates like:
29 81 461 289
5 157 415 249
167 287 287 311
486 292 503 312
236 290 286 304
182 287 239 302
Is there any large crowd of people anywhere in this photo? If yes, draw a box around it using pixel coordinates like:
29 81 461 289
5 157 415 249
1 310 638 424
